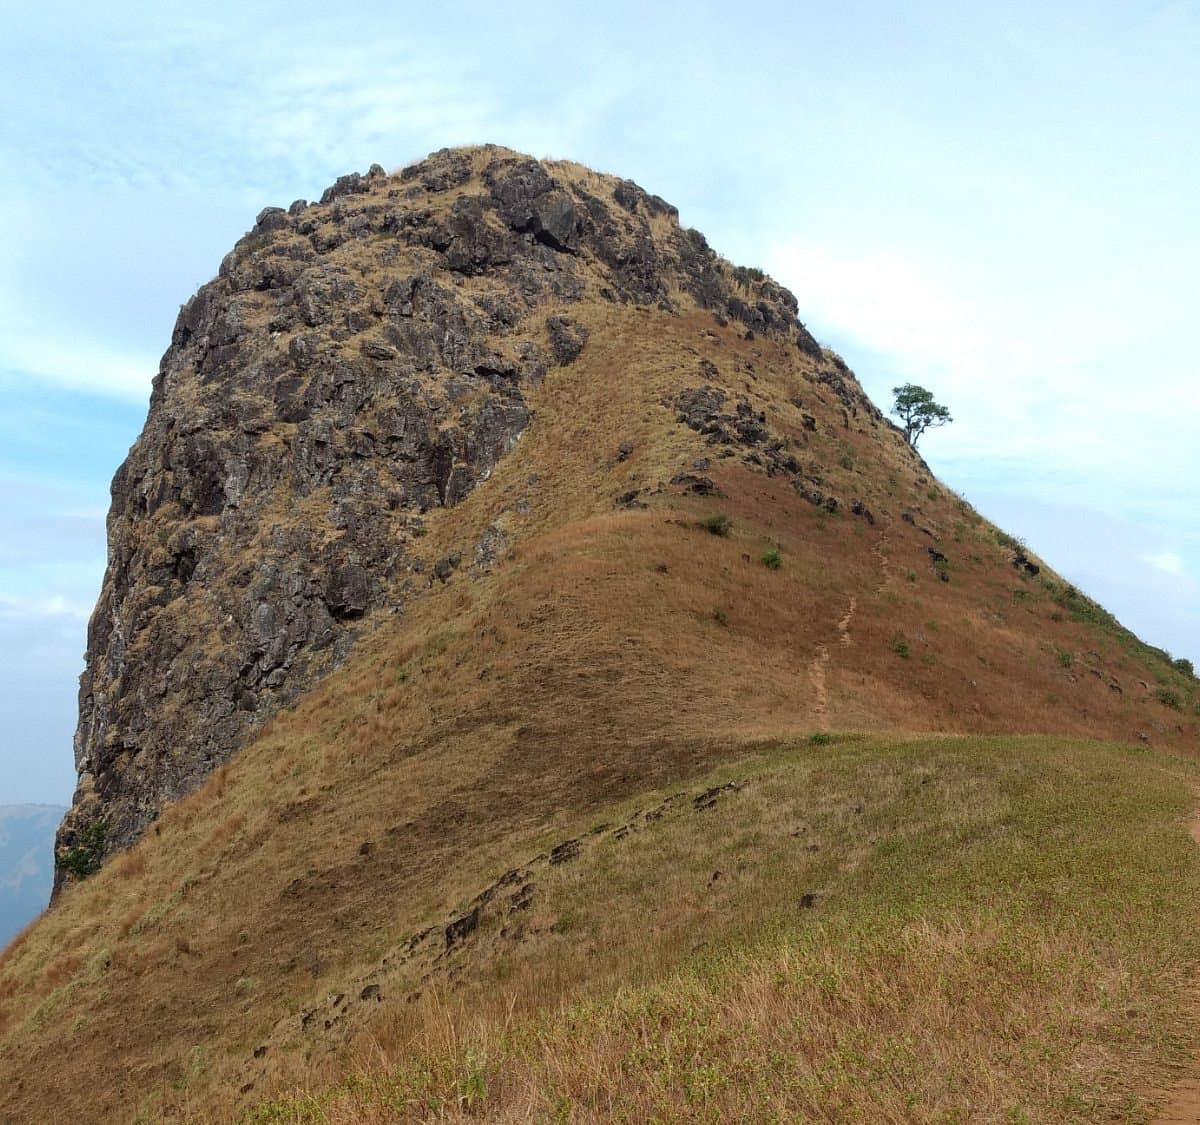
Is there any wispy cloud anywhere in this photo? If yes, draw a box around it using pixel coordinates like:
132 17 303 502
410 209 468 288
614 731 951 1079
1144 551 1185 577
0 336 155 401
765 237 1198 486
0 594 91 623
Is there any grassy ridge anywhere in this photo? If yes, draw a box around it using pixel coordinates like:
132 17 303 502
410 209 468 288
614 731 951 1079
248 735 1200 1124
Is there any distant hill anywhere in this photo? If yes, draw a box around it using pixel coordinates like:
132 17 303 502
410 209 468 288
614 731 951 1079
0 805 63 947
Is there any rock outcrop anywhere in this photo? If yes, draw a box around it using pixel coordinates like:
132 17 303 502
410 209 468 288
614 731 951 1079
55 145 841 887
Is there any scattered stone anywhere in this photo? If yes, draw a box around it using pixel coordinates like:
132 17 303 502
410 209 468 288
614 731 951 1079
546 315 589 365
445 907 480 950
670 472 719 496
1012 549 1041 576
433 553 462 583
549 839 583 865
850 499 875 525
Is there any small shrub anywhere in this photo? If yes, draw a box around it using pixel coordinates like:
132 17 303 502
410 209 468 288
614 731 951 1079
891 637 910 659
733 264 767 287
994 529 1024 551
839 453 854 470
1154 687 1183 711
905 568 917 583
56 820 108 880
760 548 782 570
809 732 834 746
1173 657 1195 678
712 606 728 626
700 513 733 537
457 1051 488 1111
1057 650 1073 668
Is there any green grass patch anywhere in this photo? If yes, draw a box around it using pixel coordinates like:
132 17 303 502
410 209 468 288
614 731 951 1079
760 547 782 570
250 735 1200 1123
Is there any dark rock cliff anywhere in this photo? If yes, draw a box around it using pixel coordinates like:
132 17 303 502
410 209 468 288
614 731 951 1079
54 145 835 889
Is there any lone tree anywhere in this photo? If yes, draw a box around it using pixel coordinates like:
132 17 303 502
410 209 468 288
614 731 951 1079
892 383 952 448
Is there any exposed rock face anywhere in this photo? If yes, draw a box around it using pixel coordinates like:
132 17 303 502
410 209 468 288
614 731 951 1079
55 145 829 888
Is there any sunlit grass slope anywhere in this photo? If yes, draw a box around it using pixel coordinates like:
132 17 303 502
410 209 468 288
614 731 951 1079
247 734 1200 1124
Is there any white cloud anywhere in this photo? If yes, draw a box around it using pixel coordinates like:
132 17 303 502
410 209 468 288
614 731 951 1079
0 594 91 623
1144 551 1185 577
0 335 154 401
763 236 1199 491
765 241 988 382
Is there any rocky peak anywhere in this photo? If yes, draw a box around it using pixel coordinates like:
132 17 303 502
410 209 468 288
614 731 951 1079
54 145 831 890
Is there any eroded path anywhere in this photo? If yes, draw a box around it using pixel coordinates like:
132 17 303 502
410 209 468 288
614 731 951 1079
808 530 890 727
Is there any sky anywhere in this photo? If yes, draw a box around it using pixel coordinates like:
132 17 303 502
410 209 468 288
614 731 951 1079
1 0 1196 803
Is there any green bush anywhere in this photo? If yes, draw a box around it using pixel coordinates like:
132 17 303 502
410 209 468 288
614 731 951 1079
891 637 910 659
1154 687 1183 711
56 819 108 880
712 606 728 627
700 513 733 537
1173 657 1195 678
760 548 782 570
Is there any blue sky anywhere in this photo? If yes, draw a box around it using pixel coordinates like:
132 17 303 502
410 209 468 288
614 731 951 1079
1 0 1197 802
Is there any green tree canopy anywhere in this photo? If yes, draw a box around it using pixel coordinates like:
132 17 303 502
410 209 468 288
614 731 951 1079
891 384 952 448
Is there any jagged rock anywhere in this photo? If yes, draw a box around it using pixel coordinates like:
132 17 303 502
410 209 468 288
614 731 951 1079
325 564 373 621
670 472 720 496
54 145 835 890
432 553 462 583
851 499 876 525
545 315 589 365
444 907 480 949
1013 549 1041 577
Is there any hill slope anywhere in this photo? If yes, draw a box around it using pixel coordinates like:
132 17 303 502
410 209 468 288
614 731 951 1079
0 806 63 947
2 147 1197 1121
